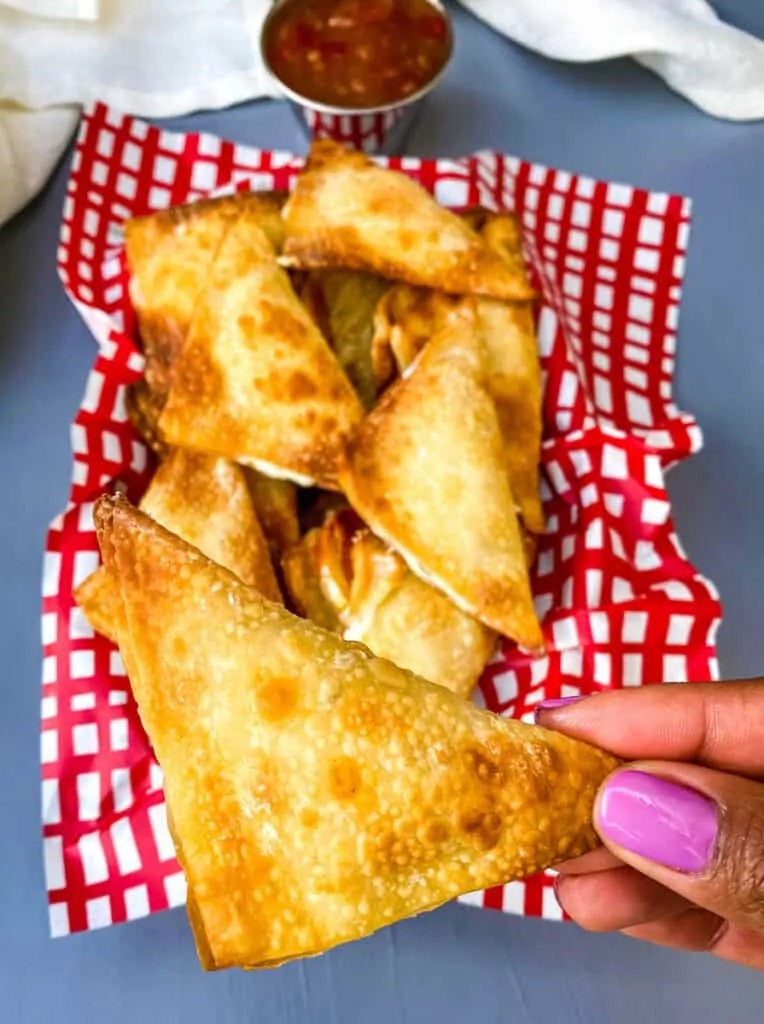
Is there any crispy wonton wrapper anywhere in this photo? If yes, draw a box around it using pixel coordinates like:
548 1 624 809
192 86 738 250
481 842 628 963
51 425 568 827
371 285 463 392
124 379 170 459
372 210 544 534
72 560 122 643
477 297 545 534
95 495 620 971
242 469 300 563
345 531 496 699
465 207 531 295
125 191 287 447
282 512 495 699
300 270 389 409
281 527 344 632
281 142 535 302
74 449 280 641
474 210 544 533
158 206 364 489
281 507 359 628
341 310 543 651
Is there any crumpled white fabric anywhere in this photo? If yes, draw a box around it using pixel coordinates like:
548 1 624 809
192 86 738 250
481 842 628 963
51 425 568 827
0 104 79 225
0 0 276 116
1 0 763 227
1 0 98 19
461 0 764 122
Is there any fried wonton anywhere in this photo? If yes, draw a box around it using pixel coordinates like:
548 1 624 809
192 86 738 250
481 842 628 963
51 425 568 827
477 297 544 534
74 449 280 642
125 379 170 458
281 142 535 301
522 529 538 569
300 270 389 409
95 494 619 970
464 207 531 294
371 284 462 391
281 528 344 632
73 557 122 642
157 206 364 489
281 508 359 628
371 302 543 531
242 470 300 563
340 311 544 650
283 511 495 698
125 191 288 446
474 210 544 533
345 531 496 699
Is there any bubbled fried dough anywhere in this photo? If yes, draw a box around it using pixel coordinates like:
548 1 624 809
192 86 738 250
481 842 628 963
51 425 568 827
96 495 619 970
125 191 289 444
281 142 535 301
157 207 364 489
340 311 543 650
344 530 496 699
74 450 281 643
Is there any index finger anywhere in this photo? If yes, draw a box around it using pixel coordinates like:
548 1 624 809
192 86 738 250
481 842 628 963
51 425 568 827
535 680 764 779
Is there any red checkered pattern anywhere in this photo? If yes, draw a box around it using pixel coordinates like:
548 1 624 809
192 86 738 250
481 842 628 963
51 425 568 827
42 102 721 937
302 106 407 153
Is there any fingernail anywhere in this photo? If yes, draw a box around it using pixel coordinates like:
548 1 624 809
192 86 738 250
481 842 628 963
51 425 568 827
534 695 585 722
597 770 718 873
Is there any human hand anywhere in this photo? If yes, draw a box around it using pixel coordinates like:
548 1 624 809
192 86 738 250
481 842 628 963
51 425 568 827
535 681 764 970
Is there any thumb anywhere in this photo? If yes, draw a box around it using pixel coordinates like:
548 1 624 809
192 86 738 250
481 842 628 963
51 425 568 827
594 763 764 935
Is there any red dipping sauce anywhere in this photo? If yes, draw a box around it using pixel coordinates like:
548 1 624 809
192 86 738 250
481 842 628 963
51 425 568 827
263 0 453 110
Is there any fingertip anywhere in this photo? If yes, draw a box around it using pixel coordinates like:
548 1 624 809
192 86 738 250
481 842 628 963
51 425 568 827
553 865 691 934
593 767 719 875
533 694 588 725
556 845 622 876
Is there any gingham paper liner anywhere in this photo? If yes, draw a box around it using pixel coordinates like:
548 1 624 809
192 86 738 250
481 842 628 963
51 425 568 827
41 102 721 938
303 106 407 151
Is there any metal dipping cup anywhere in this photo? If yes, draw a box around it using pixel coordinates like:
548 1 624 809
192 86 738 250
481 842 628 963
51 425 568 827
260 0 454 155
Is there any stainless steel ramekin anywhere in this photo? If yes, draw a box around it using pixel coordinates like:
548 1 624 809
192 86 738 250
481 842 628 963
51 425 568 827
260 0 454 155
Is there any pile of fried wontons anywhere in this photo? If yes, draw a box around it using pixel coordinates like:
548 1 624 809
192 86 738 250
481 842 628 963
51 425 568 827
77 143 619 970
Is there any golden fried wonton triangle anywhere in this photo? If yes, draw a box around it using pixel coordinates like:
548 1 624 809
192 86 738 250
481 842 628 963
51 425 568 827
75 449 280 642
345 530 496 700
125 191 287 446
281 510 495 700
281 142 535 301
157 204 364 489
475 211 544 534
477 298 544 534
370 210 545 534
95 495 618 971
341 310 544 650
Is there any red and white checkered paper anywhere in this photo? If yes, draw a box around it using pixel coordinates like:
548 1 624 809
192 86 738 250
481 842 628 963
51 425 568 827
41 102 721 938
302 106 407 151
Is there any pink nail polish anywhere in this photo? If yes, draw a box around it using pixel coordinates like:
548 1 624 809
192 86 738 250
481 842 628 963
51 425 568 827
598 770 718 873
534 695 585 722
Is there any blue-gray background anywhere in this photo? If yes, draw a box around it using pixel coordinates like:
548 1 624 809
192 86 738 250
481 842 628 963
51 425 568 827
3 2 764 1020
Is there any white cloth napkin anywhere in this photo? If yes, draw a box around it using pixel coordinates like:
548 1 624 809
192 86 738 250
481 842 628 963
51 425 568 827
1 0 763 227
462 0 764 121
0 105 80 225
2 0 98 19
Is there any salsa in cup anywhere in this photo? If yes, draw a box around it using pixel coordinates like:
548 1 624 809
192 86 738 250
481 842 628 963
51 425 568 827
263 0 452 111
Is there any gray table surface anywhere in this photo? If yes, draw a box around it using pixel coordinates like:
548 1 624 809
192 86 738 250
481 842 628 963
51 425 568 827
4 3 764 1021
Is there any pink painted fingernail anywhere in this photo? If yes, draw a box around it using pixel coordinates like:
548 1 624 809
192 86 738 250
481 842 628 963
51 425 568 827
534 695 585 722
597 770 718 873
